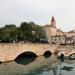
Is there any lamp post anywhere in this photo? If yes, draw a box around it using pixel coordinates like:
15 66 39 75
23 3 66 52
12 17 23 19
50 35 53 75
32 30 35 42
13 35 17 43
15 35 17 43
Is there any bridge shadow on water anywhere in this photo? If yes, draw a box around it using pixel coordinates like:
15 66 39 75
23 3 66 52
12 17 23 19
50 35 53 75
15 52 37 65
0 61 2 64
43 51 52 58
15 51 52 65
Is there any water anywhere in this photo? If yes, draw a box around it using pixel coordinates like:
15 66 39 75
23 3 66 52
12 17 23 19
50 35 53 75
0 54 75 75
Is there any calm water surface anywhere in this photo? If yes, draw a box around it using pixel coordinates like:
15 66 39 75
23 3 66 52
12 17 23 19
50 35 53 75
0 54 75 75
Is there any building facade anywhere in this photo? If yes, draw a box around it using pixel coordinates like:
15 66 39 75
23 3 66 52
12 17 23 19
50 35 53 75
43 16 75 45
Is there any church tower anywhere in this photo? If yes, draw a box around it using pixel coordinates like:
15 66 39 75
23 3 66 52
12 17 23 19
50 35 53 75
50 16 56 28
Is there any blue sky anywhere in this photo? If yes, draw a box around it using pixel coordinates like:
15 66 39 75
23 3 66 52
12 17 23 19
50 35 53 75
0 0 75 32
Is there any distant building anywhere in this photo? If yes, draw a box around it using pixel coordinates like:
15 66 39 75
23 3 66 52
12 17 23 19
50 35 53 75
72 36 75 44
51 35 65 44
43 16 57 43
64 32 75 44
43 16 75 45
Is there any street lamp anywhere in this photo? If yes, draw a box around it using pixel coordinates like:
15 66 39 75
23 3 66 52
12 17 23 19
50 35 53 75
15 35 17 43
32 31 35 42
13 35 17 43
32 31 35 35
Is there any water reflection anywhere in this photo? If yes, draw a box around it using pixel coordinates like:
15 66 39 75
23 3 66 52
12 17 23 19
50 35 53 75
0 55 75 75
58 58 75 75
15 52 37 65
61 66 73 71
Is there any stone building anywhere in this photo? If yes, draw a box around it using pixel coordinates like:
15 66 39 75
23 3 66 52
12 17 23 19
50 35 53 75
43 16 65 44
43 16 75 45
64 32 75 44
43 16 57 43
51 35 65 44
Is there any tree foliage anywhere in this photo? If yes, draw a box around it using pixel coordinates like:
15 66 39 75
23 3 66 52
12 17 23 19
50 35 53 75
0 22 47 43
0 24 17 42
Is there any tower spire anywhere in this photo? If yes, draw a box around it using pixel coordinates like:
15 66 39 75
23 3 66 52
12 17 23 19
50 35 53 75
51 16 56 22
50 16 56 28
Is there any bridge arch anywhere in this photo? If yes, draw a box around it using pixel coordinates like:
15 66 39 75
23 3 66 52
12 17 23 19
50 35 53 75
14 51 38 61
15 51 37 65
43 51 52 58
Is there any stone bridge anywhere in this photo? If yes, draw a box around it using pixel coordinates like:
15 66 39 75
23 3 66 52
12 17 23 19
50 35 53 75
0 43 58 62
57 45 75 57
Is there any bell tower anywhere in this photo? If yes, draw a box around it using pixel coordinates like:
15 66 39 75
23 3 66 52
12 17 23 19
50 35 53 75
50 16 56 28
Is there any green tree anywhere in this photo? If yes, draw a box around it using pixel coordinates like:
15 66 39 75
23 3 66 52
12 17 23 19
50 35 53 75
0 24 17 43
19 22 33 41
0 22 47 43
19 21 46 42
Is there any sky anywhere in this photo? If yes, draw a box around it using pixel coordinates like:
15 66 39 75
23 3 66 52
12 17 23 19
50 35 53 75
0 0 75 32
